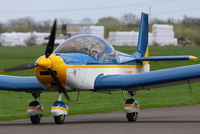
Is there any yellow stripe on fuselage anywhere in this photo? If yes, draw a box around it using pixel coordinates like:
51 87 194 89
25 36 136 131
51 107 69 112
66 62 148 69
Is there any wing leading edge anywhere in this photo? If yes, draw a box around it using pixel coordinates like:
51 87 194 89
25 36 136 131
135 56 197 62
94 64 200 90
0 75 44 91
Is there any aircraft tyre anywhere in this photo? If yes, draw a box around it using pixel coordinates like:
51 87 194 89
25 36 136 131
30 114 41 124
126 112 138 122
54 115 65 124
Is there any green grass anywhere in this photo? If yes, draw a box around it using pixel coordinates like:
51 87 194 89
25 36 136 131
0 45 200 121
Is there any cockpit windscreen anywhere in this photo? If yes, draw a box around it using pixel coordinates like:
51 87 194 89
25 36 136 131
54 34 117 60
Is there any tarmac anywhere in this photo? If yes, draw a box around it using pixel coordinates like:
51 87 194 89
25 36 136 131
0 105 200 134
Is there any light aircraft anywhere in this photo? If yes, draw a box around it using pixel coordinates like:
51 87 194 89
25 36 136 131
0 12 199 124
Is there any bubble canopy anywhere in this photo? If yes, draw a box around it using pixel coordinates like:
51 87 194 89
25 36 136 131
54 34 117 60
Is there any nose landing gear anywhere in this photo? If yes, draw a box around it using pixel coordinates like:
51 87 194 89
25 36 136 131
124 90 140 122
51 93 69 124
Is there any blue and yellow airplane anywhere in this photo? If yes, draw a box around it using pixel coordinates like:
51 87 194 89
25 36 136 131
0 13 199 124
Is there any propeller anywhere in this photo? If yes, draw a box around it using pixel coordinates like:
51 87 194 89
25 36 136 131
2 63 38 72
46 23 71 100
2 19 71 101
45 19 57 58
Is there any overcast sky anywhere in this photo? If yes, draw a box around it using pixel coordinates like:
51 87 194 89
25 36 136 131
0 0 199 23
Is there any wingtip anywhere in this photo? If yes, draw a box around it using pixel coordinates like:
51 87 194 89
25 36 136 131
189 56 198 61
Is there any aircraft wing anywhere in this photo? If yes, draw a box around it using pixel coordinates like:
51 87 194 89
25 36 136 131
0 75 44 91
94 64 200 90
135 56 197 62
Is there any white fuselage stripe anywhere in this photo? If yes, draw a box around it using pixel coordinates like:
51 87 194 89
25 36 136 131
66 64 150 90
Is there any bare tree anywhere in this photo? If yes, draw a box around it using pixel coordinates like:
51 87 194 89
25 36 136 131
80 17 93 25
6 17 37 32
0 23 5 33
59 18 72 25
121 13 137 26
8 17 36 27
182 15 200 26
151 18 168 24
38 20 51 32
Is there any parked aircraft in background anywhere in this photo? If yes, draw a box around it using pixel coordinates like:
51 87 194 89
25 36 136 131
0 13 199 124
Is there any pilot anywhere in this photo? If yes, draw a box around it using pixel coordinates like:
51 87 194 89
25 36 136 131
91 50 99 59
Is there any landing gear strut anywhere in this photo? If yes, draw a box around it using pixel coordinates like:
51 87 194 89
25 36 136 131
27 92 43 124
51 93 69 124
124 90 139 122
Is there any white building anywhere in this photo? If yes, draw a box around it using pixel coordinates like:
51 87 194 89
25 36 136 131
0 32 49 46
152 24 178 46
108 24 178 46
109 32 137 46
80 26 104 38
0 26 105 46
109 31 153 46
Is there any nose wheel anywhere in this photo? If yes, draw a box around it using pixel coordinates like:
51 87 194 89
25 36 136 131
51 93 69 124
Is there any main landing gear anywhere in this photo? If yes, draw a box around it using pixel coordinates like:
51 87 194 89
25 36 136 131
27 92 69 124
124 90 140 122
27 93 43 124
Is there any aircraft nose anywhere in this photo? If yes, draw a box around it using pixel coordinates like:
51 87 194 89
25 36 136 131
37 57 52 69
34 55 67 89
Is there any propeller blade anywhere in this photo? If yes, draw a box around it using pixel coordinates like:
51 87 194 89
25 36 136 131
45 19 57 58
48 68 71 101
2 63 38 72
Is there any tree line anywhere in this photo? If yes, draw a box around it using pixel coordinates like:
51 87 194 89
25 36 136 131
0 13 200 45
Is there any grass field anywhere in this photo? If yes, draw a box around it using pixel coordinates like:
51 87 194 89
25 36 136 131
0 45 200 121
